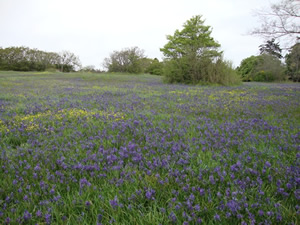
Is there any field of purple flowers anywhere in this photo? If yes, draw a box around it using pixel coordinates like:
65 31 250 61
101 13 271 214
0 71 299 224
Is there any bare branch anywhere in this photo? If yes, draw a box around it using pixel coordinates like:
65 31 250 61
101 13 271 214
251 0 300 45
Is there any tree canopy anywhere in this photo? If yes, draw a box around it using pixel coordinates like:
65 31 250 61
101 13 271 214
160 15 221 60
259 38 283 59
285 42 300 81
236 56 260 81
59 50 82 72
103 47 146 74
0 46 81 72
160 15 240 85
237 54 285 82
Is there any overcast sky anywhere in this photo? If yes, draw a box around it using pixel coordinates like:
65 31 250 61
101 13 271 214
0 0 275 69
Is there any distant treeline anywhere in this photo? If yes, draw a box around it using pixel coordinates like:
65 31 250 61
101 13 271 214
103 47 163 75
237 42 300 82
0 46 81 72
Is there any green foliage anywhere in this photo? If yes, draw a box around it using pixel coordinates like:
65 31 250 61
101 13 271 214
58 50 82 72
160 15 240 85
259 38 282 59
0 46 81 72
163 57 240 85
144 58 163 75
160 15 221 60
254 54 285 81
103 47 145 74
0 72 299 224
252 70 274 82
237 54 285 82
285 42 300 82
236 56 260 81
80 65 104 73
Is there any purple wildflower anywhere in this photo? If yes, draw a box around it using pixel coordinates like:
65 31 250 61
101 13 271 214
168 211 177 222
194 204 200 212
145 189 155 200
227 200 240 213
110 196 119 209
265 161 271 168
97 214 103 222
258 210 264 216
214 213 221 221
85 201 91 207
276 214 282 222
199 188 205 196
45 213 51 224
80 178 91 189
197 218 202 224
36 210 43 217
23 210 32 221
5 217 11 224
209 175 216 185
34 164 41 172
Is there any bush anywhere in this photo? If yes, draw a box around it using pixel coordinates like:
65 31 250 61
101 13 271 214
145 58 163 75
253 70 275 82
103 47 145 74
163 57 241 85
236 56 260 81
163 58 191 83
286 43 300 82
255 54 285 81
237 54 285 82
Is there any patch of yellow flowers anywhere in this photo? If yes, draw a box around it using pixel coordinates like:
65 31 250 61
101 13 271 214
9 109 125 132
207 90 256 103
58 109 125 121
0 119 9 133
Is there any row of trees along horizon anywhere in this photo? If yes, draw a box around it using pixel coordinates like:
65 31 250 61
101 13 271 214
0 0 299 84
0 39 299 82
0 47 81 72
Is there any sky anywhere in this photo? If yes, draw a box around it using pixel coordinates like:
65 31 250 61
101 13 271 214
0 0 276 69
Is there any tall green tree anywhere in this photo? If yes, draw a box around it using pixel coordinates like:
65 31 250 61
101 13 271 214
286 42 300 81
0 46 80 72
237 54 285 82
59 51 82 72
145 58 163 75
160 15 240 85
254 54 285 81
259 38 283 59
160 15 221 60
103 47 145 74
236 56 260 81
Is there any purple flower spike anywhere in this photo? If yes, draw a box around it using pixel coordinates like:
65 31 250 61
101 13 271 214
5 217 11 224
265 161 271 168
146 189 155 200
168 211 177 222
23 210 32 221
209 175 215 185
110 196 119 209
36 210 43 217
214 213 221 221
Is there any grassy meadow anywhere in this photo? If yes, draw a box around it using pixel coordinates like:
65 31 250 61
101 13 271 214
0 71 299 224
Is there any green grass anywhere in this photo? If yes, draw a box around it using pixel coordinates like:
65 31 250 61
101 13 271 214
0 71 299 224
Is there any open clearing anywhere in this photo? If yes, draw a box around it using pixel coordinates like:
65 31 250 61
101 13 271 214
0 72 299 224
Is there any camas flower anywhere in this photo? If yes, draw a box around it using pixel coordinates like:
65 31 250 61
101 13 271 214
110 196 119 209
23 210 32 221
